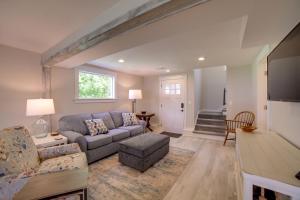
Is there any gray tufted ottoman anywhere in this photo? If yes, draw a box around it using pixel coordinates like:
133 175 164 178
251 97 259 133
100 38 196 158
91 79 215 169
119 133 170 172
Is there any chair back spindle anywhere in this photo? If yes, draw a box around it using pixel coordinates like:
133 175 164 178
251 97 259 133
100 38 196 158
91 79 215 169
224 111 255 145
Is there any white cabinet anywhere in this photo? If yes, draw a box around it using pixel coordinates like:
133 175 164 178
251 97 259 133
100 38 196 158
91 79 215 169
235 129 300 200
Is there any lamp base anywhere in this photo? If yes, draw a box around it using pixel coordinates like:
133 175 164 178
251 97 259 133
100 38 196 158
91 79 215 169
132 99 137 113
31 118 49 138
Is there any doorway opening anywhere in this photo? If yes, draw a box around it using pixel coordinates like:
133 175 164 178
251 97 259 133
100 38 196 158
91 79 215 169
193 66 227 136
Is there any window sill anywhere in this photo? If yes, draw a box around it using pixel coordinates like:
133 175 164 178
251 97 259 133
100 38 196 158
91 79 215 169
74 98 119 103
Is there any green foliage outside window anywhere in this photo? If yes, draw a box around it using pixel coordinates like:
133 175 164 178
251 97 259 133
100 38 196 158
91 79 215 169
78 71 113 99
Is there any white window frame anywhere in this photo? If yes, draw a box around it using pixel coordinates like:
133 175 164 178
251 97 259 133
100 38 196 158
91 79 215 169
74 65 118 103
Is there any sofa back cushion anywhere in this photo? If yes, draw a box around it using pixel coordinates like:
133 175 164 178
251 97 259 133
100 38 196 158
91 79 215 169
0 126 40 175
109 111 124 128
92 112 115 130
59 113 92 135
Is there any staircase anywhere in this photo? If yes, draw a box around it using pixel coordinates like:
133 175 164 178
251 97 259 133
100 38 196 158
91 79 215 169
193 112 226 136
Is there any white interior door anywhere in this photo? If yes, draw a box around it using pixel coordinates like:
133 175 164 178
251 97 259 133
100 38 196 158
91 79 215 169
257 59 268 129
159 75 186 133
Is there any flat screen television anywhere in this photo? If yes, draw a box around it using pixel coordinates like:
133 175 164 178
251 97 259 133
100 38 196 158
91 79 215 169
267 22 300 102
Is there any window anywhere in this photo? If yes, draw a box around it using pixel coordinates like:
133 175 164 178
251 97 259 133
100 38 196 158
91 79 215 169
75 67 116 102
164 83 181 95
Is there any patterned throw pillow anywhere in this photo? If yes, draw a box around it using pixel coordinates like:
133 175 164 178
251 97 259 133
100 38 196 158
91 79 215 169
122 113 139 126
85 119 108 136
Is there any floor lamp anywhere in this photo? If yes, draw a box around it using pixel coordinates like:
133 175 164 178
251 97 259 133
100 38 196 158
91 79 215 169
129 89 142 113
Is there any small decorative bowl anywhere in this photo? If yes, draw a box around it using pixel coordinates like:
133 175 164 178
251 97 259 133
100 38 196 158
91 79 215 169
141 111 147 114
241 126 257 133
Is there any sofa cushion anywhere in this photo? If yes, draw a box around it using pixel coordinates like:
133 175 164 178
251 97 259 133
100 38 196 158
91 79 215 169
119 133 170 158
92 112 115 130
108 129 130 142
85 134 112 150
119 125 143 136
59 113 92 135
109 111 123 127
38 152 87 175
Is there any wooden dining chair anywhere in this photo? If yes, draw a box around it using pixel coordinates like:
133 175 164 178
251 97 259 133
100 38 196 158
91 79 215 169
223 111 255 145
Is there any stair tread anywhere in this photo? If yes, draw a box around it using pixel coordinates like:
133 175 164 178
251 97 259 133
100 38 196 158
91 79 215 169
198 112 225 116
198 114 226 120
195 124 226 128
193 130 225 136
199 111 223 115
197 118 225 122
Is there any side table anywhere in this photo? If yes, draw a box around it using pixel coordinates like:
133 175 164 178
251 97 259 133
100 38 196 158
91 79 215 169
136 113 155 132
32 132 68 148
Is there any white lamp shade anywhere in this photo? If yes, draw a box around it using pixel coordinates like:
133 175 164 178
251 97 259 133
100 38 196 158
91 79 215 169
26 99 55 116
129 89 142 100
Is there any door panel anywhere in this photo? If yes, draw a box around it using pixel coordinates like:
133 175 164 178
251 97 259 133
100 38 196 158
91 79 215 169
257 59 268 129
160 76 186 133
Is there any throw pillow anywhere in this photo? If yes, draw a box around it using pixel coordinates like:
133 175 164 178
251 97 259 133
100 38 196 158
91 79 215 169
93 119 109 134
122 113 139 126
85 119 108 136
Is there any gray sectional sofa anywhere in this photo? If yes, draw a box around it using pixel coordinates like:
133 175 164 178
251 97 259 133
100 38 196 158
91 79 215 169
58 111 146 163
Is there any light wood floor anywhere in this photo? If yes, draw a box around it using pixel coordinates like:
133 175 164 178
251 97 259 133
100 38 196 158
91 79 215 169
163 131 237 200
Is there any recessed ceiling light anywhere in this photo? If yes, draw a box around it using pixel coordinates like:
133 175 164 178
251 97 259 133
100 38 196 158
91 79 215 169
118 59 125 63
198 57 205 61
166 69 170 73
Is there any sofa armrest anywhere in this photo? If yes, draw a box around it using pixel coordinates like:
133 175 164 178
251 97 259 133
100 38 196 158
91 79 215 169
138 120 146 131
0 174 29 200
38 143 82 161
60 131 87 153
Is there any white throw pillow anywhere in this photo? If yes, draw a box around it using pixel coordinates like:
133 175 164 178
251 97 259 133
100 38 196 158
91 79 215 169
85 119 108 136
122 113 139 126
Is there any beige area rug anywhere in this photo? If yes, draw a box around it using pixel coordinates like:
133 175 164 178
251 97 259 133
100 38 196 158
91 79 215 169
88 147 195 200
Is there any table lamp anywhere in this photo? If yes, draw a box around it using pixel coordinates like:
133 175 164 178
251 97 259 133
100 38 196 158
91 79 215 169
128 89 142 113
26 98 55 138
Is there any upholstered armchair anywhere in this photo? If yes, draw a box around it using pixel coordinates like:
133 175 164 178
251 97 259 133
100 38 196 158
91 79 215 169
0 126 88 200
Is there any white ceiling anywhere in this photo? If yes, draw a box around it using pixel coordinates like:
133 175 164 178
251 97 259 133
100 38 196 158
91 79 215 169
88 16 261 75
0 0 299 76
0 0 119 53
82 0 300 76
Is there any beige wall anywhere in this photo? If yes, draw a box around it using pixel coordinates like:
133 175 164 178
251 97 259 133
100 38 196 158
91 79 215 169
226 65 256 119
193 69 202 118
199 66 226 112
50 65 144 130
143 76 160 124
186 71 195 130
268 101 300 148
0 45 43 130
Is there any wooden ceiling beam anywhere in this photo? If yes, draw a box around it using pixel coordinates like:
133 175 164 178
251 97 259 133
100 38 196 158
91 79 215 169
42 0 209 66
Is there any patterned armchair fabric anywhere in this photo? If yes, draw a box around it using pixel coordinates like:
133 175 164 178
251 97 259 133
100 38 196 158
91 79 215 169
38 152 86 175
0 126 87 200
0 126 40 175
38 143 82 161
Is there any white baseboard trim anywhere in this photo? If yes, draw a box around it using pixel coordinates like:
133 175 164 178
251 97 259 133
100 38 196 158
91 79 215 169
183 127 194 132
